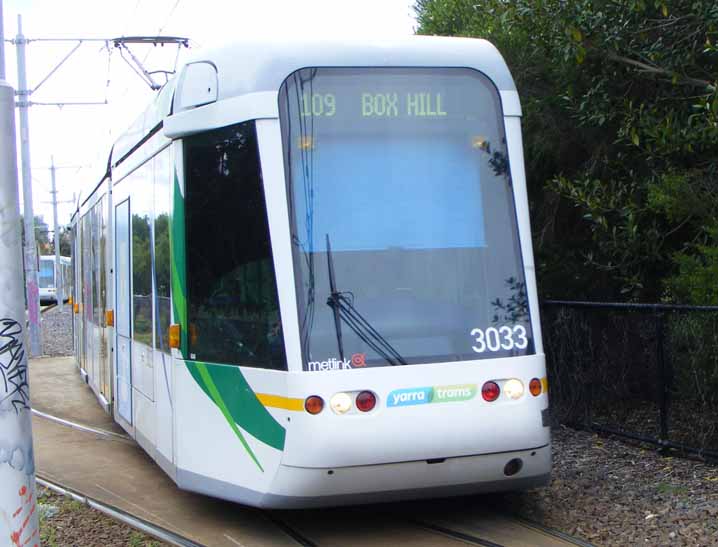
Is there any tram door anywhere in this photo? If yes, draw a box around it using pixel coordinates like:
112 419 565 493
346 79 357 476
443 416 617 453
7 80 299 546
115 199 133 425
97 196 112 403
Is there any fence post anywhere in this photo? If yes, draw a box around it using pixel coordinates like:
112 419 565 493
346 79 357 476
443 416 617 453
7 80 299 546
656 311 670 453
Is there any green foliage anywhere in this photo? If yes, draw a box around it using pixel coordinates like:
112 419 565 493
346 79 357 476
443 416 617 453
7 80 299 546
668 227 718 304
40 525 58 547
415 0 718 302
128 531 160 547
20 215 51 253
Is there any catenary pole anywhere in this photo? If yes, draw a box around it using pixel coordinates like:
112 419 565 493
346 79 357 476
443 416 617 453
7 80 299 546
0 0 4 79
0 0 41 544
50 156 63 309
16 14 41 356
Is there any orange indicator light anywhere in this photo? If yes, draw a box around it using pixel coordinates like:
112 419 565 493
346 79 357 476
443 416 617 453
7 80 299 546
529 378 542 396
305 395 324 415
105 309 115 327
168 324 181 349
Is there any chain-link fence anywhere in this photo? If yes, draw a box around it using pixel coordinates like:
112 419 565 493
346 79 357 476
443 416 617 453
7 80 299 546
541 301 718 461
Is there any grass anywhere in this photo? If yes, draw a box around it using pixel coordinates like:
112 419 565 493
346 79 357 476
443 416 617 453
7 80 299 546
656 482 689 496
40 525 58 547
128 531 161 547
37 486 167 547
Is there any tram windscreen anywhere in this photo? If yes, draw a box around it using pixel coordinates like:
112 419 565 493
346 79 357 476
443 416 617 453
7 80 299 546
279 67 534 370
39 259 54 288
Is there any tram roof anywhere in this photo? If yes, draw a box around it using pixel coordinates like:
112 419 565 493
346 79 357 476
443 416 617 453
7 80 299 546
104 36 517 200
192 35 517 100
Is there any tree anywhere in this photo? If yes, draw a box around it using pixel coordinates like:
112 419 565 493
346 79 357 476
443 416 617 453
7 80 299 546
415 0 718 303
19 215 51 255
58 226 71 256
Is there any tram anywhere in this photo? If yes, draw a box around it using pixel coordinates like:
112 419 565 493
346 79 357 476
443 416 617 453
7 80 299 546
70 36 550 508
39 255 72 304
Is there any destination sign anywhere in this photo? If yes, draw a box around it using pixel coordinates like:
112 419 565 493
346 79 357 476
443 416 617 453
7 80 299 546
299 92 448 118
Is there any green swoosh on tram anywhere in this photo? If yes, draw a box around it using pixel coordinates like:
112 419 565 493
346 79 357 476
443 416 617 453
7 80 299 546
170 170 286 471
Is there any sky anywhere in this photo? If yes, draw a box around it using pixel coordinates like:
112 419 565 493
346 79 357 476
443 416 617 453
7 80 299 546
0 0 417 235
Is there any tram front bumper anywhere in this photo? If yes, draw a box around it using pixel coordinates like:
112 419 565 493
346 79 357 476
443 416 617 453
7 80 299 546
261 443 551 508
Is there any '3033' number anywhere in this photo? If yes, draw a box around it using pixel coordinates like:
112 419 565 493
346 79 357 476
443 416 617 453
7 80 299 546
470 325 529 353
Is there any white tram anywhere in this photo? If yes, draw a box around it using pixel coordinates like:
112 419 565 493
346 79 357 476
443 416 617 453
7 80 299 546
70 36 550 508
39 255 72 304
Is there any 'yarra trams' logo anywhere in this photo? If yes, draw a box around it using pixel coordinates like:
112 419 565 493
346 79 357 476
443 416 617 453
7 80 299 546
387 384 477 407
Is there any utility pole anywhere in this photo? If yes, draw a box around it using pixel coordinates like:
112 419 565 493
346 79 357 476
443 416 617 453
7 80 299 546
6 15 188 356
50 156 63 309
0 0 41 544
15 14 41 357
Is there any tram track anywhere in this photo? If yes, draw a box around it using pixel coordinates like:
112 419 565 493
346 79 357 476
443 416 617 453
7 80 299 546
31 408 132 441
35 407 594 547
36 476 203 547
412 520 507 546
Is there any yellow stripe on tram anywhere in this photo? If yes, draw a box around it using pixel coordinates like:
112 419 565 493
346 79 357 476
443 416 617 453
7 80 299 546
256 393 304 412
541 377 549 394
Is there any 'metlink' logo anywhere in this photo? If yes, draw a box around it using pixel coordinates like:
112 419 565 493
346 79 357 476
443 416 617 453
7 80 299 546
307 353 368 371
307 358 352 371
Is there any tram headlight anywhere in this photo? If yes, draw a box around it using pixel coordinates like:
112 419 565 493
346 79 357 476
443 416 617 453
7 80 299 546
504 379 525 400
330 392 353 414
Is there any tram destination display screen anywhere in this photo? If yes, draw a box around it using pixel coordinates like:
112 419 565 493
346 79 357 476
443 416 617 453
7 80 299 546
279 67 534 369
296 88 448 119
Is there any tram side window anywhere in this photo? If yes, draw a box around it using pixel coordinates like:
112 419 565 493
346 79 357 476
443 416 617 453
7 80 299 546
184 121 287 370
132 162 153 346
154 150 171 354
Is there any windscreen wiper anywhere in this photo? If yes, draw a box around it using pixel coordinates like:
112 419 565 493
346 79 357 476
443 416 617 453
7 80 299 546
325 234 408 367
325 234 345 362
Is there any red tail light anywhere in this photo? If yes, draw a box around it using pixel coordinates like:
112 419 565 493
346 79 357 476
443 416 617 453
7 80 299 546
482 381 500 402
355 391 376 412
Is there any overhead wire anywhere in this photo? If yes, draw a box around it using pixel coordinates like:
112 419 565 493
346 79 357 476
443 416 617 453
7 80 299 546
122 0 143 38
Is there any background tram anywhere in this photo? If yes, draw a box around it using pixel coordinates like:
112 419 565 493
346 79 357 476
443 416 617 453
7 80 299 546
39 255 72 304
70 36 550 508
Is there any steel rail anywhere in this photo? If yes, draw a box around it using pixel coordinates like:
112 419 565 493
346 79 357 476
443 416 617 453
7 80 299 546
31 408 131 441
36 477 204 547
263 515 319 547
510 514 598 547
413 520 506 547
415 516 597 547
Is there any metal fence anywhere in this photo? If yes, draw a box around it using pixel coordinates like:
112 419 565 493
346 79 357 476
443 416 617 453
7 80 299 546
541 300 718 461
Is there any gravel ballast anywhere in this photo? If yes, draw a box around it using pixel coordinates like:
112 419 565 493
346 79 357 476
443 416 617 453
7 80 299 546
37 305 718 546
41 304 74 356
507 427 718 546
